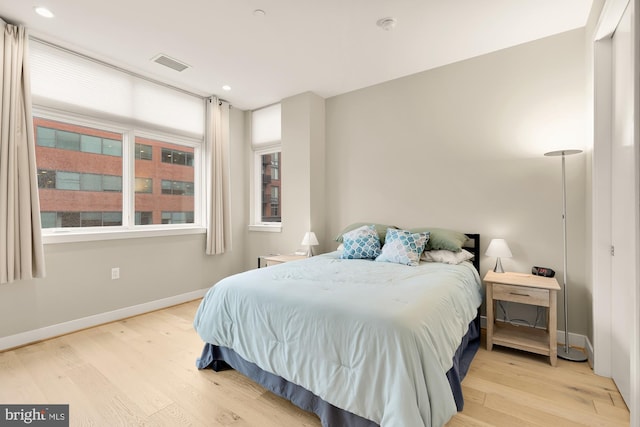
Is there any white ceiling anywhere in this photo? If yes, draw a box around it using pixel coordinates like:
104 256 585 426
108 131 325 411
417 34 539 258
0 0 593 110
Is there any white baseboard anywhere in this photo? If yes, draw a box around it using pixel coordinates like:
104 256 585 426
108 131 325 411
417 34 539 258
0 288 209 352
480 315 593 365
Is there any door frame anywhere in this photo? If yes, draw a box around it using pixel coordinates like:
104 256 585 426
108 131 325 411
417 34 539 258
592 0 639 423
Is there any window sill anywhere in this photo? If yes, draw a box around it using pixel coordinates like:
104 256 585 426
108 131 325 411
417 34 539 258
248 224 282 233
42 226 206 244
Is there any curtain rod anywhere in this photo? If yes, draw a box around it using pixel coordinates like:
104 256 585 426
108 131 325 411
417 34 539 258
29 36 215 102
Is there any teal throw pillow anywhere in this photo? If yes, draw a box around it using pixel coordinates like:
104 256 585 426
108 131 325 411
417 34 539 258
375 229 429 266
340 225 382 260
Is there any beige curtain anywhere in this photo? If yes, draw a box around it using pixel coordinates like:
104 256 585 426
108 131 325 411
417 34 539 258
0 22 45 284
205 97 231 255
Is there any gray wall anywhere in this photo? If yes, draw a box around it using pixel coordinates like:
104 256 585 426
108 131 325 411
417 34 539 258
1 28 591 342
324 29 589 335
0 107 247 339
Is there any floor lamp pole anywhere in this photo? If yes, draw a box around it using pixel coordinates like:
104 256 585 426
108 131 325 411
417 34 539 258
545 149 586 362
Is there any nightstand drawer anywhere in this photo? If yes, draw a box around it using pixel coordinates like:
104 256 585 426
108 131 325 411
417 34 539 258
259 254 308 268
493 284 550 307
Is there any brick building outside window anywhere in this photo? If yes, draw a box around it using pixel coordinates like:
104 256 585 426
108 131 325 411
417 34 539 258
34 117 195 228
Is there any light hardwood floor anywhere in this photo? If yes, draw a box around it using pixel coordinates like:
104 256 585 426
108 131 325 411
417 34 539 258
0 300 629 426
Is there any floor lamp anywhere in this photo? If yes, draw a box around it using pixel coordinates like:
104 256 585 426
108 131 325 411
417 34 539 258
544 149 587 362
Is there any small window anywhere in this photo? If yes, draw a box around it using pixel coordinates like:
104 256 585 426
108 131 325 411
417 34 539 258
40 212 57 228
251 104 282 229
135 211 153 225
135 177 153 193
37 169 56 188
135 143 153 160
80 212 102 227
60 212 81 227
161 179 194 196
102 175 122 192
161 148 194 167
57 130 81 151
102 212 122 226
257 150 282 223
56 171 80 190
37 127 56 147
103 139 122 157
80 135 102 154
161 211 194 224
80 173 102 191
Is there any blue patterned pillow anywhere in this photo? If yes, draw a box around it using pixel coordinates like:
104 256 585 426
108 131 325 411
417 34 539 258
375 229 429 266
340 224 381 260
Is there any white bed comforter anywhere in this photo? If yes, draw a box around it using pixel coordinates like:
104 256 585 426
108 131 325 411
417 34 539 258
194 252 482 427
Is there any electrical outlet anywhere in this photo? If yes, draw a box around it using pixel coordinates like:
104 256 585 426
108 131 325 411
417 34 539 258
111 267 120 280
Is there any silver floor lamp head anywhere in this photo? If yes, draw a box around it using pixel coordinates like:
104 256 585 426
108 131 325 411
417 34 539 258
544 149 587 362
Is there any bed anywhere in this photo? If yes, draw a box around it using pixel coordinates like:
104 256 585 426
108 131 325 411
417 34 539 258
194 229 482 427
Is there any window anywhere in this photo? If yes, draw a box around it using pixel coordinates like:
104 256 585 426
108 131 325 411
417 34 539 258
135 211 153 225
135 143 152 160
162 211 194 224
37 169 56 188
35 118 123 229
40 211 123 228
162 148 194 166
161 179 194 196
251 104 282 229
34 116 201 232
30 39 205 241
36 125 123 156
135 177 153 193
258 151 282 223
134 137 196 225
37 169 124 193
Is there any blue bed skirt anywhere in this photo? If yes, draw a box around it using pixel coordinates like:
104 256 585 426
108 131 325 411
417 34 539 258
196 317 480 427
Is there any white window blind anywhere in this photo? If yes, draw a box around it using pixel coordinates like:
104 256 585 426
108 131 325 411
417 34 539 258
30 40 204 138
251 103 281 148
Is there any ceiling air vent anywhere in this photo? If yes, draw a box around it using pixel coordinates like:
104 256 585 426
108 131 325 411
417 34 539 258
151 54 190 72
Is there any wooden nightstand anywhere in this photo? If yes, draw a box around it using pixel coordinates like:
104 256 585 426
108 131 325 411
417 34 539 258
484 270 561 366
258 254 308 268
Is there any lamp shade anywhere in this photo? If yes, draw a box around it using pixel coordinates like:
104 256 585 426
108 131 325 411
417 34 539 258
301 231 319 246
485 239 512 258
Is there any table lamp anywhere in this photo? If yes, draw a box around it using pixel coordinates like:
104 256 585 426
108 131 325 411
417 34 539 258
485 239 512 273
301 231 319 257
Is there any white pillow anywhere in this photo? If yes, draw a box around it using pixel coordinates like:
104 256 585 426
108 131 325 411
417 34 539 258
421 249 474 265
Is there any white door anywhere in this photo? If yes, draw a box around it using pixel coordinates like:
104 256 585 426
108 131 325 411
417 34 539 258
610 0 635 407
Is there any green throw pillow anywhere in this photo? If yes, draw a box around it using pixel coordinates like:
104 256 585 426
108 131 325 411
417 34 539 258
408 227 468 252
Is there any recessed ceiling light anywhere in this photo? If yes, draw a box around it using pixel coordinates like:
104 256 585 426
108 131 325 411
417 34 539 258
34 6 55 18
376 17 397 31
253 9 266 16
222 85 231 91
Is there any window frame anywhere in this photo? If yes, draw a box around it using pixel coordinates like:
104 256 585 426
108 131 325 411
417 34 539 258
249 104 282 233
250 145 282 232
34 107 206 244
